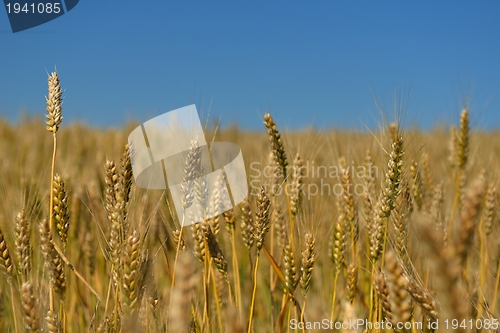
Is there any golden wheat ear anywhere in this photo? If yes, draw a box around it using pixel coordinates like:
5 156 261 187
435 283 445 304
264 113 288 180
122 230 141 315
248 186 271 333
239 197 255 252
45 71 63 134
201 221 228 277
0 228 14 279
404 277 438 319
39 218 66 298
254 187 271 253
21 281 40 332
300 232 315 298
15 210 31 282
53 174 70 251
283 236 297 296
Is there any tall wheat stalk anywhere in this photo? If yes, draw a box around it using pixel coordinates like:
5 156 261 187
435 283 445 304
171 139 201 290
248 187 271 333
45 71 63 331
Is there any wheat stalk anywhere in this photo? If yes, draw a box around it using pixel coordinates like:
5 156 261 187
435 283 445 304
330 210 346 320
45 72 63 330
248 186 271 333
171 139 202 291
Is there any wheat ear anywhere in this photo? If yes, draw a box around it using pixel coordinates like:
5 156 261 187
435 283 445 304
21 281 40 332
0 229 19 333
478 183 496 319
122 230 141 315
300 232 315 322
171 139 202 289
330 210 346 320
384 250 411 331
45 71 63 326
53 174 70 251
248 186 271 333
15 210 31 283
263 113 288 179
450 109 470 231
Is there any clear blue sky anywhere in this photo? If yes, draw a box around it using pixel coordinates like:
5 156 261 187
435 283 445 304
1 1 499 130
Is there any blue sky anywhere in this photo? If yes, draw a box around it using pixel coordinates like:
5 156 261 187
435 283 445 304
1 1 499 130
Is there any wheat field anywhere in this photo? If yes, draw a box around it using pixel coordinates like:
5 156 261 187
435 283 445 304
1 72 500 333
